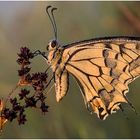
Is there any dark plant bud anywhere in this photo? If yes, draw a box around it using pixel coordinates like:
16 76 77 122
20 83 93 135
25 97 37 108
19 89 30 100
25 74 32 82
18 47 34 60
36 93 46 102
18 67 31 76
13 104 22 112
3 108 17 122
39 73 48 82
18 113 27 125
40 102 49 113
10 98 18 106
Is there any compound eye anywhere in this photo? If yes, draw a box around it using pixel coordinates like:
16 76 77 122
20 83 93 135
51 40 57 48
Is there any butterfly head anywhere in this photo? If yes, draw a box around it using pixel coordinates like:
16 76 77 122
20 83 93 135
47 39 59 51
47 39 62 67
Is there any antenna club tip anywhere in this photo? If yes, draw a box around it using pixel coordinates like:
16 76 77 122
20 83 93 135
52 7 57 10
46 5 52 9
46 5 52 12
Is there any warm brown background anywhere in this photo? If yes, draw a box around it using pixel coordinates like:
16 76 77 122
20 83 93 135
0 1 140 138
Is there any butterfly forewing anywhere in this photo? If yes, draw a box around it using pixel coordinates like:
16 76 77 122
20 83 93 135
50 37 140 120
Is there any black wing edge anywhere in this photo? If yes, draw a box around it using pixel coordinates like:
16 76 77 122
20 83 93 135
63 36 140 48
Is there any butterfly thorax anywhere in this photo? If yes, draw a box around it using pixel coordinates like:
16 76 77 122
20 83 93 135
47 40 64 71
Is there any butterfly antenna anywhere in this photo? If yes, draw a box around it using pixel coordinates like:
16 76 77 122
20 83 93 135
46 6 57 40
51 7 57 40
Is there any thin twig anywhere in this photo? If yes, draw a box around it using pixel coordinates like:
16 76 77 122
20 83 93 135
5 85 19 104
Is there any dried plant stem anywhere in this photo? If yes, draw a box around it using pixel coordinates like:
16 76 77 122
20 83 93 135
5 85 18 104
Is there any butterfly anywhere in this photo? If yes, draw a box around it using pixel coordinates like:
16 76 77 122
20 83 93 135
45 6 140 120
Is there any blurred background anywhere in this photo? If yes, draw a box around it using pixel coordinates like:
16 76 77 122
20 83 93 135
0 1 140 138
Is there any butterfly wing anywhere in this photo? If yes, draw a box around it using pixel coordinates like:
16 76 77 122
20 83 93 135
61 37 140 120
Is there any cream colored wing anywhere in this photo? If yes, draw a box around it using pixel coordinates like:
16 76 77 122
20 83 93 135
62 38 140 120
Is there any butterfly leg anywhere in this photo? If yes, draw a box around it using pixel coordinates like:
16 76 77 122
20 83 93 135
45 74 54 89
33 50 48 60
